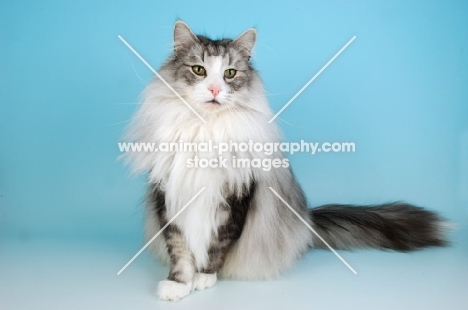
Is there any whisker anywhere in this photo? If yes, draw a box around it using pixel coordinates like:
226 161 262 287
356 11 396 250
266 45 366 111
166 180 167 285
275 117 309 129
131 59 150 87
110 119 133 126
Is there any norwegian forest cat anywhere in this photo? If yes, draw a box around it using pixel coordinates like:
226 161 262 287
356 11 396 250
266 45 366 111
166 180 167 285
123 21 448 301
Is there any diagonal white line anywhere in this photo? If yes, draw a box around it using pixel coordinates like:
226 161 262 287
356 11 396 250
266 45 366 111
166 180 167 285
117 187 206 275
268 187 357 274
118 35 207 124
268 36 356 123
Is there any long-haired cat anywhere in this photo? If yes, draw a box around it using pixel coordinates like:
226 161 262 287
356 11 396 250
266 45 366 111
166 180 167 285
122 21 448 301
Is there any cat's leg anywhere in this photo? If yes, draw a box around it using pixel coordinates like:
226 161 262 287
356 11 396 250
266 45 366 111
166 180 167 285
193 181 256 290
192 232 233 291
150 185 195 301
156 223 195 301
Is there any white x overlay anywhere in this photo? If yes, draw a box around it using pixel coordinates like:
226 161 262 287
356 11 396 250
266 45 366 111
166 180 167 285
117 33 358 275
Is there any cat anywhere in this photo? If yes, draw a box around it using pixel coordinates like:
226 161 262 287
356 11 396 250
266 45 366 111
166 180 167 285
122 21 448 301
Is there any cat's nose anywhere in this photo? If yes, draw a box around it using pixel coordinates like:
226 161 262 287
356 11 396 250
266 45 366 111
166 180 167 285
208 85 221 97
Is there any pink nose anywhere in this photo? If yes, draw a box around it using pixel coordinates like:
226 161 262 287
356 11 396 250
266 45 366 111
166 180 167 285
209 85 221 97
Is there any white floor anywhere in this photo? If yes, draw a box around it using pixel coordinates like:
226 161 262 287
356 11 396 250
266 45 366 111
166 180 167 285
1 224 467 310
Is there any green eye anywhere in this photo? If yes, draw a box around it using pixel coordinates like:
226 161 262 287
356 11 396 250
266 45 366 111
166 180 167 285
191 65 206 76
224 68 237 79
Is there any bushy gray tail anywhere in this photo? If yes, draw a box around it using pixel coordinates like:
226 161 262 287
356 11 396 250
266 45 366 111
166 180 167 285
309 202 448 251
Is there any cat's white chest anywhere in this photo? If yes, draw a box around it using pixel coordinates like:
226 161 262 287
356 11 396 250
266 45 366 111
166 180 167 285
162 152 232 269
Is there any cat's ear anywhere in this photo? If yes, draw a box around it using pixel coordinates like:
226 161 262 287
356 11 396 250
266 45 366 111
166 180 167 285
232 28 257 58
173 20 199 54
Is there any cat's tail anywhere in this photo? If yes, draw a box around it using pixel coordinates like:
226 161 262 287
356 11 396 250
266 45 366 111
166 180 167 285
309 202 449 251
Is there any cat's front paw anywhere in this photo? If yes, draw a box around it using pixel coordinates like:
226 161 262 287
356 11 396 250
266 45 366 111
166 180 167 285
156 280 192 301
192 273 217 290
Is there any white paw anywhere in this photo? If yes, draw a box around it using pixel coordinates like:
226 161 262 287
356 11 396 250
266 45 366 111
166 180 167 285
192 273 217 291
156 280 192 301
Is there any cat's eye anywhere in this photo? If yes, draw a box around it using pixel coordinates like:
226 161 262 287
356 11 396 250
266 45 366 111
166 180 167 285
224 69 237 79
191 65 206 76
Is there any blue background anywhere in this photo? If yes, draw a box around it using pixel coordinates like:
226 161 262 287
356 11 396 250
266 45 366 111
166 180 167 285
1 1 467 309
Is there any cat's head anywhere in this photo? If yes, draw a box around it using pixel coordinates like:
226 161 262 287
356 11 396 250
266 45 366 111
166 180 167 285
162 21 262 114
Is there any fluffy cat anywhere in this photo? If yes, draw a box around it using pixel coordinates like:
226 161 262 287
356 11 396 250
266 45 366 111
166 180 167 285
122 21 448 301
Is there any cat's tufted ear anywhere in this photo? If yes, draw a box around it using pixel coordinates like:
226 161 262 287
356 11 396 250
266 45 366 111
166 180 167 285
232 28 257 58
174 20 198 54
